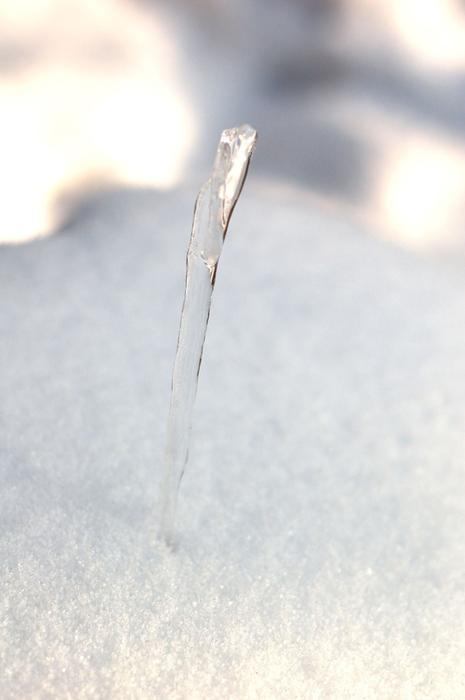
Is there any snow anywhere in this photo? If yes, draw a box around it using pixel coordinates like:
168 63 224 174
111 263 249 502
1 184 465 698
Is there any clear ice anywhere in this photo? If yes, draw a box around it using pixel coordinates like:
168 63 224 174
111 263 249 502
158 124 257 544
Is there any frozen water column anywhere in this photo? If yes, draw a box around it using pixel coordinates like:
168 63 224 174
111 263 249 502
158 125 257 544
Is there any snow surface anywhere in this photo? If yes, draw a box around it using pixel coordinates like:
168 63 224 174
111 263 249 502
1 184 465 698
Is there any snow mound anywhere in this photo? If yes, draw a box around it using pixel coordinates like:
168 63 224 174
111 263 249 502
1 185 464 698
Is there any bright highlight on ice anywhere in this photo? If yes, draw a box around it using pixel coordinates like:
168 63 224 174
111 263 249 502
158 124 257 544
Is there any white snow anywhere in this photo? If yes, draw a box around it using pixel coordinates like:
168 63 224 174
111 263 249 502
1 184 464 698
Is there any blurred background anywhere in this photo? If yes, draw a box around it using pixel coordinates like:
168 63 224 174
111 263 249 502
1 0 465 257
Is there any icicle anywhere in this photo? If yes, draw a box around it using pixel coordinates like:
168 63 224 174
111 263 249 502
158 124 257 544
